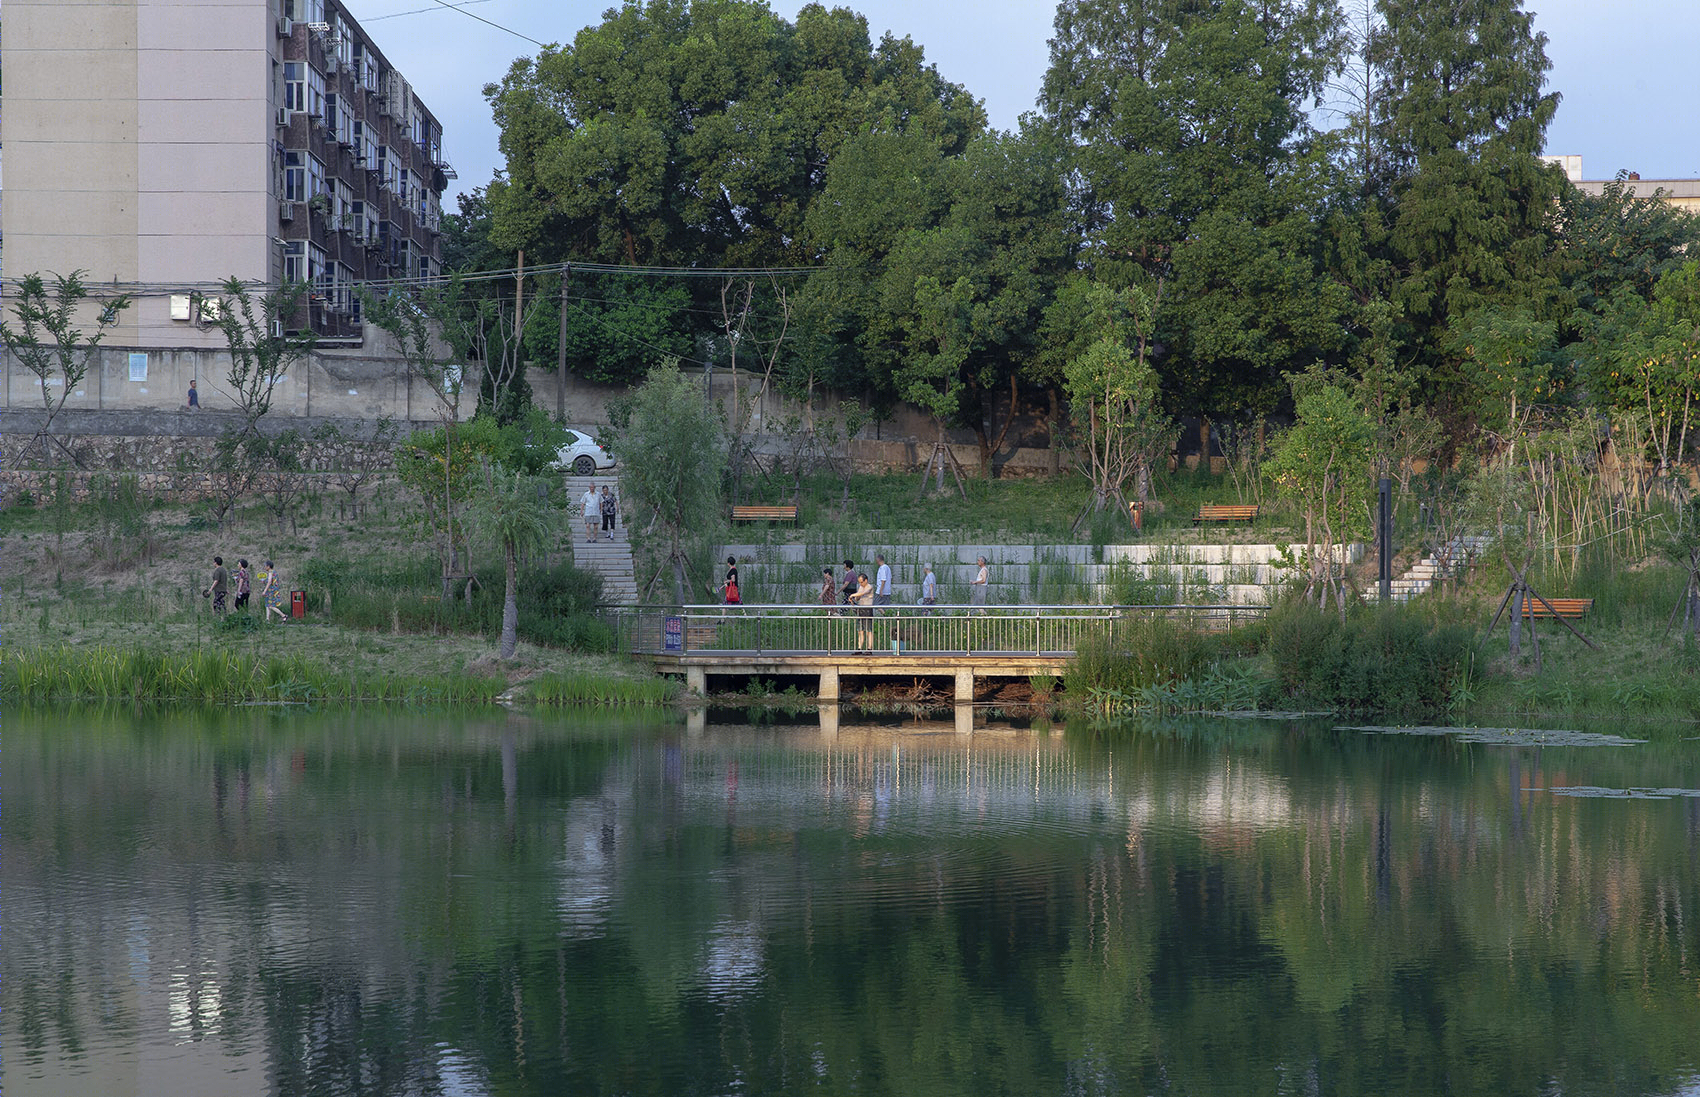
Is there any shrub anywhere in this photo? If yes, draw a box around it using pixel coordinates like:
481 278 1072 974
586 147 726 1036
1066 616 1218 694
1266 600 1473 714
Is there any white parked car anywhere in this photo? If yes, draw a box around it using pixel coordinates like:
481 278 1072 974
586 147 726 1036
552 429 617 476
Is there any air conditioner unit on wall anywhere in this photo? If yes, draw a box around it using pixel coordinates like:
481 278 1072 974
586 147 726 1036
276 106 290 128
277 16 292 37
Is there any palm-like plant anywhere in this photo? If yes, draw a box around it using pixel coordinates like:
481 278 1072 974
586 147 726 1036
467 464 558 658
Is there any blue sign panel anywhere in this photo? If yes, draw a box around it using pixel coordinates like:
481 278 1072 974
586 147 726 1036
663 615 684 652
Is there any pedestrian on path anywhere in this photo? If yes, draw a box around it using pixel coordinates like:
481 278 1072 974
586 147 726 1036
852 572 875 650
599 485 618 540
234 559 252 610
187 378 199 408
818 567 837 606
580 485 599 542
874 554 892 607
920 563 937 613
840 560 857 607
971 555 988 612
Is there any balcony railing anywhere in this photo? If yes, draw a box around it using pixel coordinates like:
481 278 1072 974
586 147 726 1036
600 603 1267 658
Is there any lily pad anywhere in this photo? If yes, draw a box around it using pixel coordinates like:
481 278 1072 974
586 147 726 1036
1540 786 1700 800
1340 725 1646 747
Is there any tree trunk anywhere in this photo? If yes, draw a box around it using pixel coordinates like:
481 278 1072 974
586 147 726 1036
500 539 519 658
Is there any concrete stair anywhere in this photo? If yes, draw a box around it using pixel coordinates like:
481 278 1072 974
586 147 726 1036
567 474 638 604
1374 535 1492 603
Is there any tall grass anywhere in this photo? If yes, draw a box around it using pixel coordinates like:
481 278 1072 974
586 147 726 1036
526 671 677 706
298 554 614 651
2 645 506 704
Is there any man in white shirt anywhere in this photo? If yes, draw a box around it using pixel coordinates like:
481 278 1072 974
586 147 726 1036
874 554 892 606
971 555 988 611
580 485 599 543
920 563 937 613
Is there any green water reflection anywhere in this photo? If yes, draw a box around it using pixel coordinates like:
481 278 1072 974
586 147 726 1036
4 706 1699 1096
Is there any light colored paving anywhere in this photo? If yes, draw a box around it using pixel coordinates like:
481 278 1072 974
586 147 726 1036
566 474 638 603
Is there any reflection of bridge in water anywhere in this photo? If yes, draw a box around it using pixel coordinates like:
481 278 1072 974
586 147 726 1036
603 604 1267 700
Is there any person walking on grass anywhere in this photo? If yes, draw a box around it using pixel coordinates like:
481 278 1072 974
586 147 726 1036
599 485 618 540
260 560 287 622
234 559 252 610
206 556 229 614
971 555 989 612
580 484 599 543
874 554 892 608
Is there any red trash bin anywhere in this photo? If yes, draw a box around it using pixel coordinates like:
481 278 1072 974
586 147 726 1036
290 590 306 619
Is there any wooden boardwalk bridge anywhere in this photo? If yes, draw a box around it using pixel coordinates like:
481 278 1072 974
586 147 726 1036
601 604 1268 701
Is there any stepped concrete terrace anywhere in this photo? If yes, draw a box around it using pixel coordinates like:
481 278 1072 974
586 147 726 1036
721 541 1363 606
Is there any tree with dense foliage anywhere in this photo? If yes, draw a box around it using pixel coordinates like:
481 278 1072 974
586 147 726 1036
1039 0 1350 424
1367 0 1564 421
805 126 1071 472
484 0 982 269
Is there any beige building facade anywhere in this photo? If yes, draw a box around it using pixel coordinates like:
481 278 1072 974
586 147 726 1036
2 0 447 351
1544 155 1700 214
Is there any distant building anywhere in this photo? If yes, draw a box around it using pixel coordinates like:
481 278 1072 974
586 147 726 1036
1 0 450 349
1543 155 1700 214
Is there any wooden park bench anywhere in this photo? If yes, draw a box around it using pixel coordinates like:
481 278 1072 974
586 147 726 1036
1194 503 1259 525
1519 597 1594 620
731 504 799 524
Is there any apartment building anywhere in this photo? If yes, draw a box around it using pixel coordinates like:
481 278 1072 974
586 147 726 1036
2 0 448 349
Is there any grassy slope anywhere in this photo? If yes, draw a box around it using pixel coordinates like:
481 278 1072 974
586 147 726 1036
6 469 1698 721
1 486 660 701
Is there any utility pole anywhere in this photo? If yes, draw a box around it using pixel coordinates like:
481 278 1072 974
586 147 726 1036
557 263 570 421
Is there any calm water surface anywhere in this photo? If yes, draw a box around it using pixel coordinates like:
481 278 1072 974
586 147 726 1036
5 706 1699 1096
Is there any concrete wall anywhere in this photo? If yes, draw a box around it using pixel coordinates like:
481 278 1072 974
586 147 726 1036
2 343 458 420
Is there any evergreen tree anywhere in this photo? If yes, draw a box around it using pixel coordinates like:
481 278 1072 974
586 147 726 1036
1039 0 1351 424
1368 0 1565 420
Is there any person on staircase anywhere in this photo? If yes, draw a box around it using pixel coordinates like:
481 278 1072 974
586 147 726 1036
600 485 619 541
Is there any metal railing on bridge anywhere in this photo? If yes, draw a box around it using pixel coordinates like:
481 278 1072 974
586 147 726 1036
600 603 1268 657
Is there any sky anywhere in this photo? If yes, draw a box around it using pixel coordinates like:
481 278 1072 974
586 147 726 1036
349 0 1700 206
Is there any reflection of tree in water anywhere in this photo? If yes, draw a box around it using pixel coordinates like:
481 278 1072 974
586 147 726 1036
4 711 1700 1095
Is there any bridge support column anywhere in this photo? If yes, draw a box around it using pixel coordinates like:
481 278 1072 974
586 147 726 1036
954 702 974 736
819 702 840 739
954 668 975 704
685 666 706 696
819 665 840 702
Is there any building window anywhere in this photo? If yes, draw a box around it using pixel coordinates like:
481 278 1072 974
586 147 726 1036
284 62 305 113
283 240 305 284
307 67 325 118
417 254 430 282
375 145 389 190
284 151 306 201
308 155 327 200
325 92 338 138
